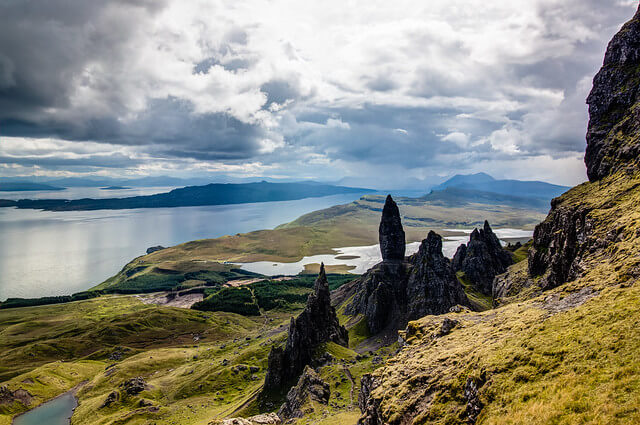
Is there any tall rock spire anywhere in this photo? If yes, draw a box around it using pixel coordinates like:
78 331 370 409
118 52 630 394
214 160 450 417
262 263 348 394
379 195 405 261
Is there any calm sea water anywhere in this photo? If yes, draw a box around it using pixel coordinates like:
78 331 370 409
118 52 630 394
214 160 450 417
0 192 366 300
12 392 77 425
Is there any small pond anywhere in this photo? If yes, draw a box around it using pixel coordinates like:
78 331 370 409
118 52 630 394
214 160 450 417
13 392 77 425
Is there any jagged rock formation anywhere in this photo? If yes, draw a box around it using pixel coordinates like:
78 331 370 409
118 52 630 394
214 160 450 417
379 195 406 261
278 366 330 420
451 221 513 295
585 6 640 181
262 264 348 392
341 209 469 335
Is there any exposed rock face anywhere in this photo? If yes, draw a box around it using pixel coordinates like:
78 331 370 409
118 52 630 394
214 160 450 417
263 265 348 392
451 244 466 271
146 245 166 254
529 8 640 289
357 375 383 425
278 366 330 420
451 221 513 296
406 232 469 319
379 195 406 261
585 6 640 182
0 386 32 406
528 199 594 290
344 231 469 336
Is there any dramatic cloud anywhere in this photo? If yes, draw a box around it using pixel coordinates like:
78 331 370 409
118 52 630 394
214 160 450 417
0 0 636 186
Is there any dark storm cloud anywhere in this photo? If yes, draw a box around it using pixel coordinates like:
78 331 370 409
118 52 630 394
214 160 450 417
0 152 141 169
0 0 637 185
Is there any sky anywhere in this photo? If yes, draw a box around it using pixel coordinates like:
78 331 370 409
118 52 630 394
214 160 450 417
0 0 637 188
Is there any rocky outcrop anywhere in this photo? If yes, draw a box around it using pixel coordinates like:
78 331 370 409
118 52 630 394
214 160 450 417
0 386 32 406
357 375 383 425
344 228 469 336
585 6 640 181
527 199 595 290
379 195 406 261
120 377 147 395
278 366 330 420
451 221 513 296
406 232 470 319
263 264 348 392
146 245 166 254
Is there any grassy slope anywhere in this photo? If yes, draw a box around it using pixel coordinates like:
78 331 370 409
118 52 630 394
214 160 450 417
362 170 640 424
0 296 275 424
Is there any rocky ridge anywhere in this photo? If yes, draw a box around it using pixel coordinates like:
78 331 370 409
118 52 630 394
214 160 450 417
262 264 348 393
451 221 513 296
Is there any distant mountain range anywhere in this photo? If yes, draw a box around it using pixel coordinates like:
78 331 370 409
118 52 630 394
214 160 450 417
432 173 570 199
0 175 333 189
0 181 373 211
0 181 65 192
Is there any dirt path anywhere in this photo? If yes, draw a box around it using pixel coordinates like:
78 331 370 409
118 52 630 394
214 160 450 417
343 366 355 406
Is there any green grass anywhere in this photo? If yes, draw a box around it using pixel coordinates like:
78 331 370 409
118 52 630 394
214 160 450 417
456 271 493 311
193 287 260 316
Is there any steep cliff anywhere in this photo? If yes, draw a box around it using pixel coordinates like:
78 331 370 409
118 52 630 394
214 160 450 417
585 6 640 181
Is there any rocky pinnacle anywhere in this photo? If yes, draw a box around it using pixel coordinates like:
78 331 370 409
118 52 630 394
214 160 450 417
379 195 405 261
262 263 348 393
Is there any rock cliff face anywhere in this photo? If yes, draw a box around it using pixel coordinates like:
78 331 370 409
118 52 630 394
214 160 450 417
529 6 640 290
451 221 513 295
277 366 330 420
379 195 406 261
341 197 469 335
262 264 348 392
585 6 640 182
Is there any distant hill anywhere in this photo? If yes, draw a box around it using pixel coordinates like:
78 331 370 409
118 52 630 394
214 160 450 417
0 181 373 211
432 173 570 200
0 181 65 192
421 187 551 212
